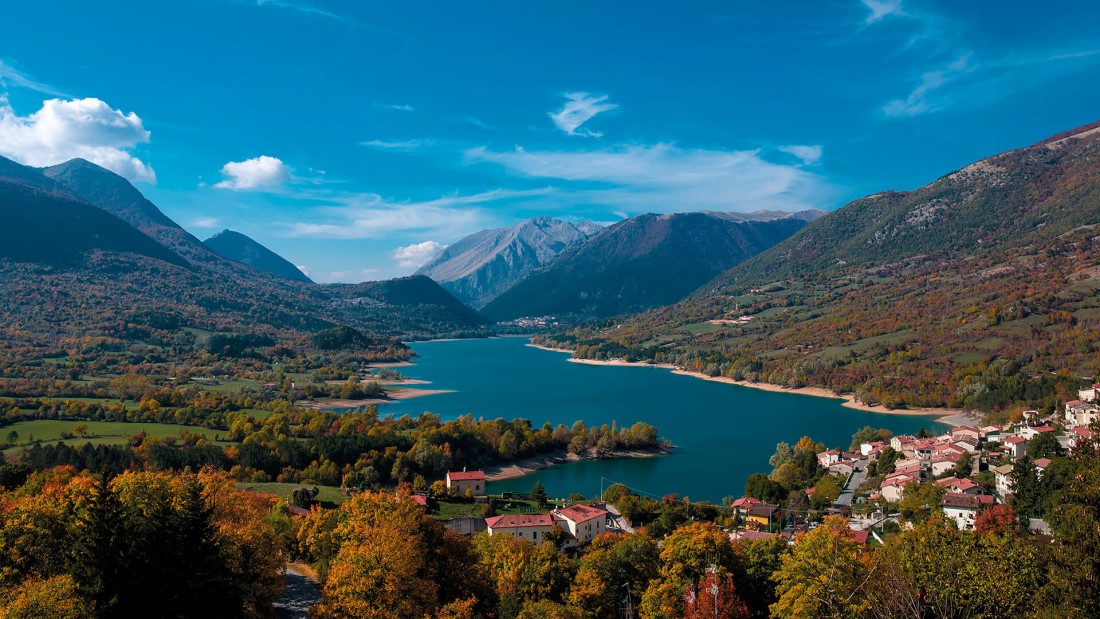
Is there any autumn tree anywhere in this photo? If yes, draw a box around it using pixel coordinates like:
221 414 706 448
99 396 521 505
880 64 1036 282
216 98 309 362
569 533 659 618
684 569 749 619
770 516 874 619
640 522 740 618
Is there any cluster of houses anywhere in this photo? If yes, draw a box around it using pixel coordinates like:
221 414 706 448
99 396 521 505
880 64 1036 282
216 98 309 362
862 385 1098 530
441 469 610 547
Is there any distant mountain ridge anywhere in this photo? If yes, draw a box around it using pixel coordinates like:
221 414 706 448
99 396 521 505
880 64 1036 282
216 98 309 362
482 210 821 321
204 229 313 283
416 216 600 307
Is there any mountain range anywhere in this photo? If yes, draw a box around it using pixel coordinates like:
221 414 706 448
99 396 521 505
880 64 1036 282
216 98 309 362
539 121 1100 411
480 210 823 320
416 217 600 308
0 156 489 359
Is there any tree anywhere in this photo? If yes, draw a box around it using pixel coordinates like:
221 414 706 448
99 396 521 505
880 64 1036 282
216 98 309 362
7 430 19 444
291 486 320 508
1041 425 1100 618
1026 431 1064 460
974 504 1017 536
0 575 92 619
889 516 1043 618
735 535 789 618
809 476 842 510
640 522 739 618
603 483 630 503
1010 457 1043 518
569 533 659 618
73 423 89 439
684 569 749 619
744 473 786 505
770 516 874 619
897 482 943 524
531 481 549 507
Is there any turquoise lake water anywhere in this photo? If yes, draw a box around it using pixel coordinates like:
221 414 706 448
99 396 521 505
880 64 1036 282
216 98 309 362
382 337 945 503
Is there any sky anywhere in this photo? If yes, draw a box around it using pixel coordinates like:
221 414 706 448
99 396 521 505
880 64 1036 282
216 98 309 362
2 1 1100 282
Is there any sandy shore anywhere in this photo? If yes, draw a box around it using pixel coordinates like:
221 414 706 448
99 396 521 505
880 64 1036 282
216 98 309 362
323 378 432 386
484 447 670 482
369 361 414 368
530 345 972 422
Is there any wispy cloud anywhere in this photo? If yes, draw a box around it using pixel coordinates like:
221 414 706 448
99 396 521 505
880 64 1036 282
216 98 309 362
284 187 552 239
777 144 823 166
882 46 1100 118
360 139 431 152
0 60 70 97
192 216 221 228
214 155 288 190
0 95 155 183
862 0 905 24
549 92 617 137
882 54 972 117
465 143 829 213
376 102 416 112
392 240 444 268
242 0 348 22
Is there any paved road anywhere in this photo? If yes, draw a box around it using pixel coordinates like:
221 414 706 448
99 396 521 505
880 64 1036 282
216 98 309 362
835 458 869 507
605 503 635 534
274 567 321 619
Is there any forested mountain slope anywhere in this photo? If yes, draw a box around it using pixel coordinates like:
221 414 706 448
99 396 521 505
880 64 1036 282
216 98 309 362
539 121 1100 411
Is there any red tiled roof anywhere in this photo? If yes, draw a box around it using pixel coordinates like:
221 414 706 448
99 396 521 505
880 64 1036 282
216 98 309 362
845 529 870 544
731 497 762 508
485 513 555 528
1033 458 1052 469
941 493 995 509
447 470 486 481
410 494 428 507
1005 436 1027 444
554 504 608 524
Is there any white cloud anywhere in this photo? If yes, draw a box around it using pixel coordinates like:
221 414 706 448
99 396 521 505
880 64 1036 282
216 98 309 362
862 0 904 24
883 55 972 117
465 143 827 213
0 95 156 183
0 60 69 97
297 265 311 276
376 103 415 112
360 139 430 151
192 216 220 228
548 92 617 137
214 155 288 190
392 241 444 268
285 187 550 239
777 144 823 165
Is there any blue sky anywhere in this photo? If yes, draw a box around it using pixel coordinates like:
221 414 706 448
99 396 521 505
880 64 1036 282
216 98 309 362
2 1 1099 282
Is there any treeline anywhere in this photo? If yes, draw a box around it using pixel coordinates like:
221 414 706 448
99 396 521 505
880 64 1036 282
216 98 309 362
0 468 283 618
7 406 663 490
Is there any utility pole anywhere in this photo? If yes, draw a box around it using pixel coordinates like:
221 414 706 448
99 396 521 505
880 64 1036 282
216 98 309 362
705 557 720 619
620 583 634 619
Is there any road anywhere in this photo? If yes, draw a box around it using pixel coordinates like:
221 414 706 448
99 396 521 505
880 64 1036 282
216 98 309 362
274 566 321 618
835 458 869 507
605 503 635 534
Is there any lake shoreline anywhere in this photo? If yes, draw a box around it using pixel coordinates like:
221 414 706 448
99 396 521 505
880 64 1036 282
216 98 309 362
527 343 975 426
296 388 456 410
485 446 671 482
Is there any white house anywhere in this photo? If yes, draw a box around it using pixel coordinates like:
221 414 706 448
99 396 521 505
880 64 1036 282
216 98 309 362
484 514 566 544
446 470 487 496
942 492 995 530
1004 436 1029 460
990 464 1015 500
1065 401 1099 428
551 504 608 545
1079 384 1098 403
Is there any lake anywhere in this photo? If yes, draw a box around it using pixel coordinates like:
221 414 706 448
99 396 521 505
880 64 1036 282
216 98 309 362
382 337 945 503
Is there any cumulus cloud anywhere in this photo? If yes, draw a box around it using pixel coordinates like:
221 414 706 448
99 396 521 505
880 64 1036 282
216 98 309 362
392 240 444 268
296 265 311 276
0 95 156 183
549 92 617 137
214 155 288 190
465 143 827 213
777 144 823 165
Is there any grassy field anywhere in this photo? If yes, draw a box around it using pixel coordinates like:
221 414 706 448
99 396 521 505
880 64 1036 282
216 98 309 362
1 420 232 455
429 497 562 520
237 482 348 509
